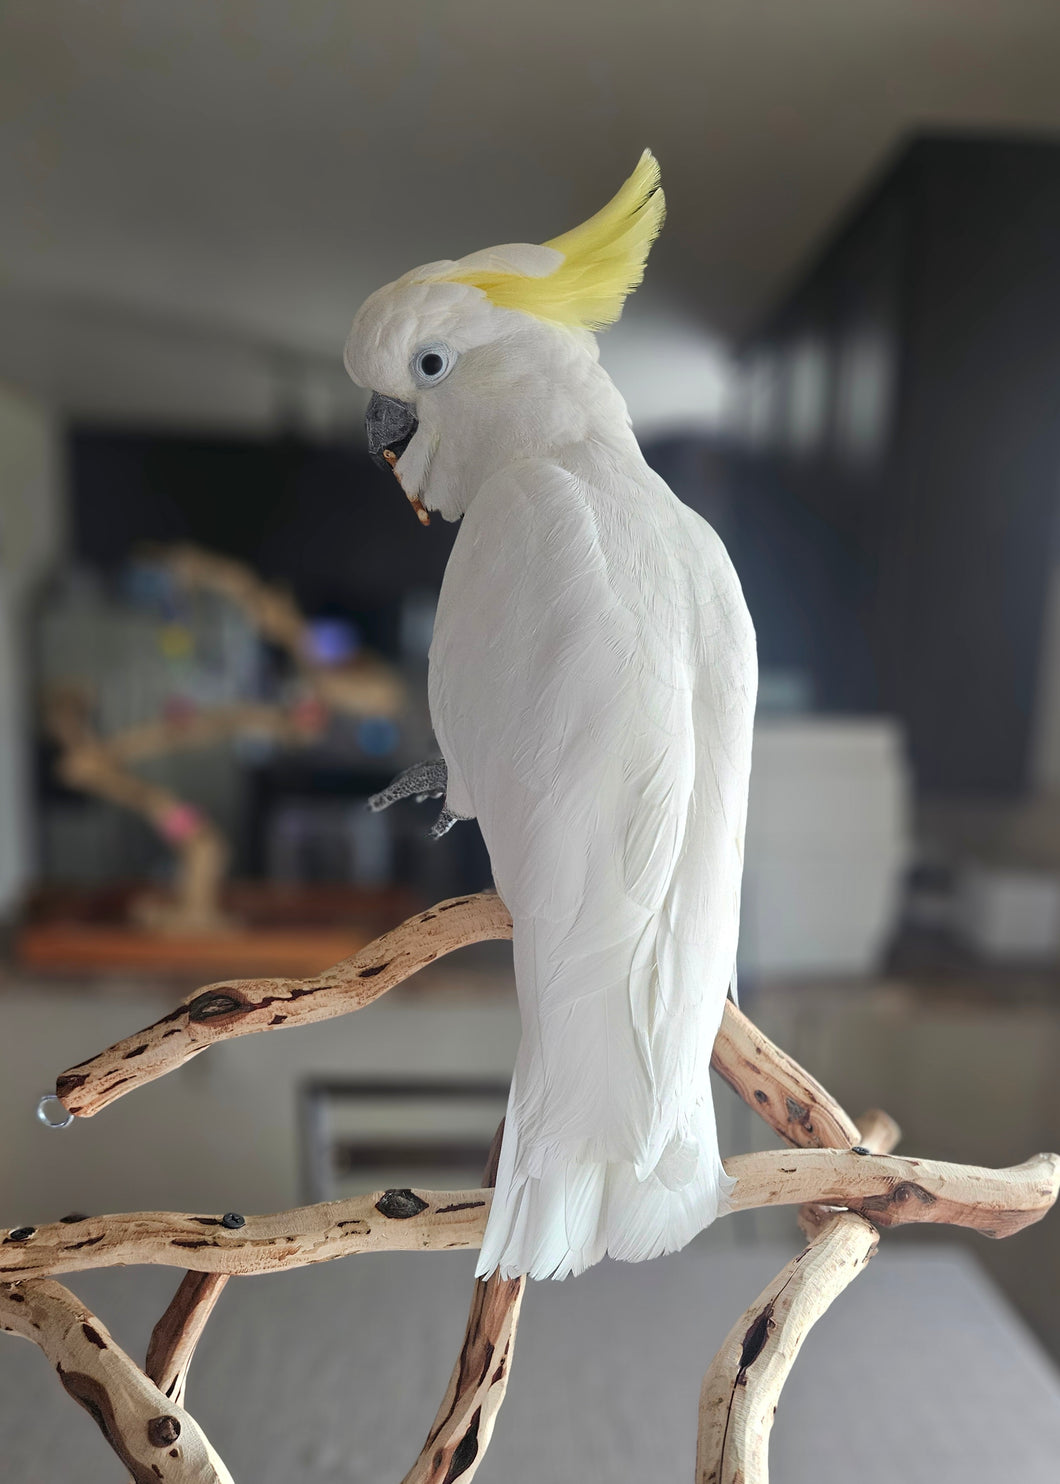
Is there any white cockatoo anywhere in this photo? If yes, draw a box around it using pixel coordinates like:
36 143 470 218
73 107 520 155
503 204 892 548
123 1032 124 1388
345 153 757 1281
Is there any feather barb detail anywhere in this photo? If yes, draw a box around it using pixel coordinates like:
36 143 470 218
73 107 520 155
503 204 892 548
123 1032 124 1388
448 150 665 332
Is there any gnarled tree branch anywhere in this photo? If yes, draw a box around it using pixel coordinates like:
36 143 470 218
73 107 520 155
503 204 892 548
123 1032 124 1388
4 1150 1056 1285
12 889 1057 1484
145 1272 230 1408
0 1278 231 1483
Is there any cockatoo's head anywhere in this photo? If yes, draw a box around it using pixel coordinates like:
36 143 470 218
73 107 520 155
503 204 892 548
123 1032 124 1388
344 151 665 522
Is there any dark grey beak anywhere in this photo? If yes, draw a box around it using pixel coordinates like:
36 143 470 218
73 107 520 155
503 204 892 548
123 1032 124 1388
366 392 418 472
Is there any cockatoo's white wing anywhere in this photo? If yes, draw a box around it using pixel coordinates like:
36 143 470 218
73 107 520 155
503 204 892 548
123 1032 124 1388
429 451 756 1281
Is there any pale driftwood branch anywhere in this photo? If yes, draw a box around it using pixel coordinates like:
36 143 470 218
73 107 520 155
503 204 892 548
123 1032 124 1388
852 1107 902 1156
5 1150 1056 1285
145 1272 230 1407
54 892 514 1117
53 892 862 1170
23 886 1060 1484
797 1107 902 1239
712 1004 861 1149
0 1279 231 1484
0 1189 493 1282
700 1106 903 1481
696 1212 880 1484
732 1148 1059 1237
402 1122 526 1484
403 1270 524 1484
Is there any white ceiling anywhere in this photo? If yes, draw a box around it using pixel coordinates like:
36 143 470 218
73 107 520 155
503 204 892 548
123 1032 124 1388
3 0 1060 433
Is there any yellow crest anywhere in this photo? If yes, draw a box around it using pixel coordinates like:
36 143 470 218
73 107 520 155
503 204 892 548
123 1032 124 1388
449 150 665 332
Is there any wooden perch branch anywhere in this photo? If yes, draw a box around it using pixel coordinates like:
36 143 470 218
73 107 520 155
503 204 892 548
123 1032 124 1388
0 1279 231 1483
402 1123 525 1484
4 1150 1055 1285
697 1212 880 1484
145 1273 230 1408
699 1112 901 1483
54 893 514 1117
14 887 1058 1484
52 891 865 1163
698 1111 902 1483
712 1002 861 1150
797 1108 901 1239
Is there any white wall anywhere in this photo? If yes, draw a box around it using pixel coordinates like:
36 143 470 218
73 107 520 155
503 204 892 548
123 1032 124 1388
0 384 63 916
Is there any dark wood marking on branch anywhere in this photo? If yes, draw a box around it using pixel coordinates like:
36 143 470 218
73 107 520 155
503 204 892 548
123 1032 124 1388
55 1072 88 1097
81 1322 107 1348
186 990 244 1022
358 960 393 978
123 1045 150 1059
56 1367 156 1484
785 1097 812 1131
146 1415 181 1447
442 1407 481 1482
854 1181 937 1219
269 1014 287 1025
439 899 471 911
63 1235 104 1250
754 1090 769 1104
170 1239 210 1250
60 1214 89 1224
738 1305 775 1373
436 1201 487 1214
376 1189 429 1219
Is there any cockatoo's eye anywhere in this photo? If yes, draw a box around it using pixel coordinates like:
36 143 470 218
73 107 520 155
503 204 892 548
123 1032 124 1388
411 343 455 387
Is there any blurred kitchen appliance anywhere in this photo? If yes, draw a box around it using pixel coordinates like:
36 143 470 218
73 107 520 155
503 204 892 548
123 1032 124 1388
739 717 910 976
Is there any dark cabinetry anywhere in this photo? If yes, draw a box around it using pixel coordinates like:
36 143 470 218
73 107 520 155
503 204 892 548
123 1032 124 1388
735 134 1060 793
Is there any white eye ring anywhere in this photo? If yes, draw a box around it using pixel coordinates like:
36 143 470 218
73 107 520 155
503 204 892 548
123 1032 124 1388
411 342 455 386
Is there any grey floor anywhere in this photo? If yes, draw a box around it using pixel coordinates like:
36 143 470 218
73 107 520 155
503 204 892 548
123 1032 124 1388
3 1243 1060 1483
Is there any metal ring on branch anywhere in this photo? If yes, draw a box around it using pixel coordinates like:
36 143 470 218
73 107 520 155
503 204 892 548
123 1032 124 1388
36 1094 74 1130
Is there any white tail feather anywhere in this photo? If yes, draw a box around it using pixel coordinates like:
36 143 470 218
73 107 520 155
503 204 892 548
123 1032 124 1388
476 1100 733 1282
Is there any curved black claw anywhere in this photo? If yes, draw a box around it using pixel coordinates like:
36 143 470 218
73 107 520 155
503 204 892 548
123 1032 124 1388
368 757 448 813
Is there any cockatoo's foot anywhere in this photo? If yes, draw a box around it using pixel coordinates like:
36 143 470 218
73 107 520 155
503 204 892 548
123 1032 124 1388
368 757 448 812
428 807 459 839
